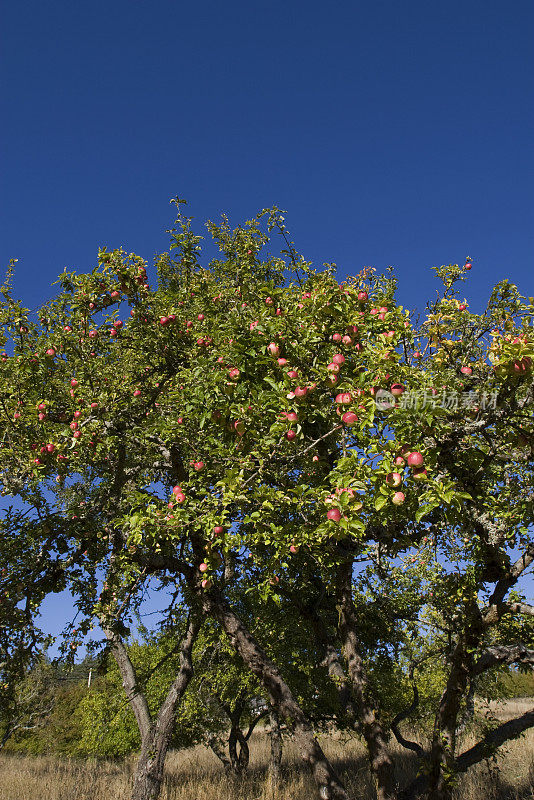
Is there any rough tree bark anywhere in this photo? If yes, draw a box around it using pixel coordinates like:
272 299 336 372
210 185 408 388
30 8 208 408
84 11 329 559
200 587 353 800
268 705 283 789
337 559 398 800
425 635 471 800
104 613 201 800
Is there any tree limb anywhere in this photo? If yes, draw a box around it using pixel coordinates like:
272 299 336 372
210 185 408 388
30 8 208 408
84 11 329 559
455 709 534 773
474 644 534 675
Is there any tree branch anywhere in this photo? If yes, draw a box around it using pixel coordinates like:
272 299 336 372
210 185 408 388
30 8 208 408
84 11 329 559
390 684 425 758
103 624 152 737
473 644 534 675
455 709 534 773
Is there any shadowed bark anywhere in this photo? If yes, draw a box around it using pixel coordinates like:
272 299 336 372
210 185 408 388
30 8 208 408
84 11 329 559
200 586 352 800
268 705 283 789
337 560 397 800
399 709 534 800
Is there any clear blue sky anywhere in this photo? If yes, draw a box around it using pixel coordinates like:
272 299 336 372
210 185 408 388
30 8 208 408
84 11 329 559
1 0 533 643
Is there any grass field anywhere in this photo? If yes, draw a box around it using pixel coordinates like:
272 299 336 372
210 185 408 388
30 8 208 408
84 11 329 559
0 699 532 800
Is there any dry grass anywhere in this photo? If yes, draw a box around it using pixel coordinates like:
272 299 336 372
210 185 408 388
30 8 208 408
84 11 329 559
0 701 532 800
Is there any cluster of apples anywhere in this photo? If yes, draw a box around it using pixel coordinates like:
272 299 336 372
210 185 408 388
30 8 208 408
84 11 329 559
386 449 427 505
196 525 227 589
334 390 360 426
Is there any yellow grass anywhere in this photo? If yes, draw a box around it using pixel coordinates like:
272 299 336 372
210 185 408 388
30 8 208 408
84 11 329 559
0 699 532 800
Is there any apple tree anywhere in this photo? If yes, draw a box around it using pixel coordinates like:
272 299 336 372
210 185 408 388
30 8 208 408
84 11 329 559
0 201 533 800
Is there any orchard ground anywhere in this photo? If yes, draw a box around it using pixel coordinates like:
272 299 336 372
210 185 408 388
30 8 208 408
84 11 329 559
0 700 532 800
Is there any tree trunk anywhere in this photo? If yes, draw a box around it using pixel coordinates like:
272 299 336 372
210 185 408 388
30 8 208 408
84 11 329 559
426 637 470 800
337 561 397 800
104 613 200 800
208 734 232 771
201 587 352 800
268 706 283 788
228 723 249 772
131 731 170 800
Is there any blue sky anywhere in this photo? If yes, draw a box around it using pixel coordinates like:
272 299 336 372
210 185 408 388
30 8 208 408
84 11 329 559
1 0 533 644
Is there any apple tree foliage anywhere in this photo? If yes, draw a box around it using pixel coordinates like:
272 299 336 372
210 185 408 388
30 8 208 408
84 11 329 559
0 200 533 800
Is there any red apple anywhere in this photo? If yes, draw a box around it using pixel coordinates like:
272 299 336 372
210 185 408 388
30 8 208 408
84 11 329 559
406 451 424 468
133 389 141 397
332 333 342 342
332 353 345 365
70 379 78 388
201 578 212 589
386 472 402 487
213 526 224 535
357 291 368 303
460 366 472 376
392 491 405 505
199 562 209 573
327 508 342 522
267 342 280 357
390 384 405 396
294 386 308 399
342 411 358 426
286 430 297 441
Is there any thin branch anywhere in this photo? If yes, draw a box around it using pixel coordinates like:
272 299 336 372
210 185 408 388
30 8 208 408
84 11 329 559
390 683 425 758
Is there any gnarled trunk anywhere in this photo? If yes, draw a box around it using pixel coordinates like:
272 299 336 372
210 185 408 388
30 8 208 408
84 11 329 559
131 731 170 800
426 636 470 800
228 722 250 773
337 560 397 800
